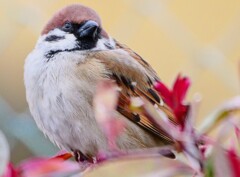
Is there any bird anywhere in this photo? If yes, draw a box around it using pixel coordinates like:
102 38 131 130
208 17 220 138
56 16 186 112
24 4 176 162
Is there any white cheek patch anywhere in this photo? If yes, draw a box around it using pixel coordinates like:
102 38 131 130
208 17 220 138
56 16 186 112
34 28 116 58
94 37 116 50
36 29 78 52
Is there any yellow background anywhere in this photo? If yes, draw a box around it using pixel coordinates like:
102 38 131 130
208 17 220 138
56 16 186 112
1 0 239 122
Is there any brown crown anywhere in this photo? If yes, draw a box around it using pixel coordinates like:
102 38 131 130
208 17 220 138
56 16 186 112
41 4 108 38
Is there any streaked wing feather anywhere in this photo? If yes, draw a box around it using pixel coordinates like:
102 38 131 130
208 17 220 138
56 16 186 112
116 89 174 144
90 48 176 144
114 40 160 81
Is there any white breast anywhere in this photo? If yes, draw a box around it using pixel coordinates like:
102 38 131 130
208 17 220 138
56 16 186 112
24 48 107 155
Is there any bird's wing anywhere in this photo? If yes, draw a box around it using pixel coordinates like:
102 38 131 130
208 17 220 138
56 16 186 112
89 48 176 144
114 40 160 81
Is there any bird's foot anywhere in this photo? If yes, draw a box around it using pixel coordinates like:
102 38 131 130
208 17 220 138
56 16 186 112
73 150 88 162
73 150 96 164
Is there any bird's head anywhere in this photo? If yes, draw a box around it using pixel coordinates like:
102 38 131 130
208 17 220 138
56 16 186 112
37 4 115 59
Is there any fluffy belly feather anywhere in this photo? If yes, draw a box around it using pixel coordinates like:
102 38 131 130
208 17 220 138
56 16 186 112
24 52 162 157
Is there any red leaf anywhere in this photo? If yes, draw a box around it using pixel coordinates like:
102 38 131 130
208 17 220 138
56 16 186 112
2 163 19 177
51 151 73 161
173 74 190 103
227 148 240 177
154 81 172 107
154 74 191 128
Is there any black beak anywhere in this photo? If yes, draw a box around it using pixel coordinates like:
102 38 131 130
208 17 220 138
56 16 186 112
77 20 99 40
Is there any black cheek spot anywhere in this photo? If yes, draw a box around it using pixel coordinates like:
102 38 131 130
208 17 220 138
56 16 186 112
45 35 65 42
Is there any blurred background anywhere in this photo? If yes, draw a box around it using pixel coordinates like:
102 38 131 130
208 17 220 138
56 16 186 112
0 0 239 163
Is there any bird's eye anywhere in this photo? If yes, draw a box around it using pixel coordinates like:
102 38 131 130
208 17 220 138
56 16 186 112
62 22 73 32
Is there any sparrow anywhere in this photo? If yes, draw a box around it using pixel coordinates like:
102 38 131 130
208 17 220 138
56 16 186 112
24 4 176 162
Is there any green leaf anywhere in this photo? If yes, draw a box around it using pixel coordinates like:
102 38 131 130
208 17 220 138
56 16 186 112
204 157 214 177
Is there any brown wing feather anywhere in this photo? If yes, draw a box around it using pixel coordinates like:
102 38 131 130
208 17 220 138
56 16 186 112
114 39 160 81
89 48 176 144
115 78 174 144
114 40 177 125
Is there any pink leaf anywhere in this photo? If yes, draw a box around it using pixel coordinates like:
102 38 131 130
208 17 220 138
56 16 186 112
213 144 235 177
94 80 125 150
2 163 18 177
19 158 79 177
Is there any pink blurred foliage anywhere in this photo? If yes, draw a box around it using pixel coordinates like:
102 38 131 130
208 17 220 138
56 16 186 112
2 157 79 177
2 163 18 177
93 80 125 151
1 75 240 177
227 148 240 177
